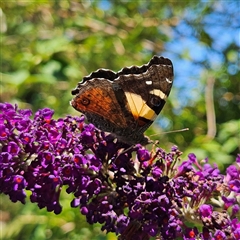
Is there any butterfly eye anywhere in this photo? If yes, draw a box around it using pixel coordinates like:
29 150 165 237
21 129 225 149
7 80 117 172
80 97 90 106
150 95 162 106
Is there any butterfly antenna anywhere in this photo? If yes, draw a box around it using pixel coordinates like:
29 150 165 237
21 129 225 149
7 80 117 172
150 128 189 137
118 145 135 156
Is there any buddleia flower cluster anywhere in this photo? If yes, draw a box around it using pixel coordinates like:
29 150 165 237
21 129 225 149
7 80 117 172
0 102 239 240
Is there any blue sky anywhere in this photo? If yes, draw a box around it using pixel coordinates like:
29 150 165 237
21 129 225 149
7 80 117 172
98 1 239 109
163 1 239 108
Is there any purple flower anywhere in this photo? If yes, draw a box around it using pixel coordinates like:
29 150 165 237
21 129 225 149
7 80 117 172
226 165 238 181
228 179 240 193
0 124 8 140
214 230 226 239
183 227 198 239
199 204 213 218
151 166 162 178
200 227 212 239
34 108 54 122
222 196 236 210
2 141 21 156
137 147 151 162
232 204 240 217
232 218 240 239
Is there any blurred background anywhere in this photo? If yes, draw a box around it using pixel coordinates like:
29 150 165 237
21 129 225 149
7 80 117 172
0 1 239 239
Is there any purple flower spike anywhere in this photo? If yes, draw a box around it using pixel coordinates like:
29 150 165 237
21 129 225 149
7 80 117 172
1 102 240 240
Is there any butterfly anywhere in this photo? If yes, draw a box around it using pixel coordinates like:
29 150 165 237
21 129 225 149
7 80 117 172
71 56 173 145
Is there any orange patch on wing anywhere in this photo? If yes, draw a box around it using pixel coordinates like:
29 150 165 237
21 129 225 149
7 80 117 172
73 87 128 127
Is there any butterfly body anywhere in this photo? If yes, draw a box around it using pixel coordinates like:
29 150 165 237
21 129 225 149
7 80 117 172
71 56 173 145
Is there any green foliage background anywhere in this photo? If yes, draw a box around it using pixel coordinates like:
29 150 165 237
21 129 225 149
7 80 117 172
0 1 239 239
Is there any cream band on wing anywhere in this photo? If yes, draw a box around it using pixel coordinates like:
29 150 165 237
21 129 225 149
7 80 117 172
125 92 157 120
150 89 168 100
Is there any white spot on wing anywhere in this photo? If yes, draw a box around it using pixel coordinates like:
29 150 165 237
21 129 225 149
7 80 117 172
166 78 172 83
146 80 152 85
150 89 167 100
